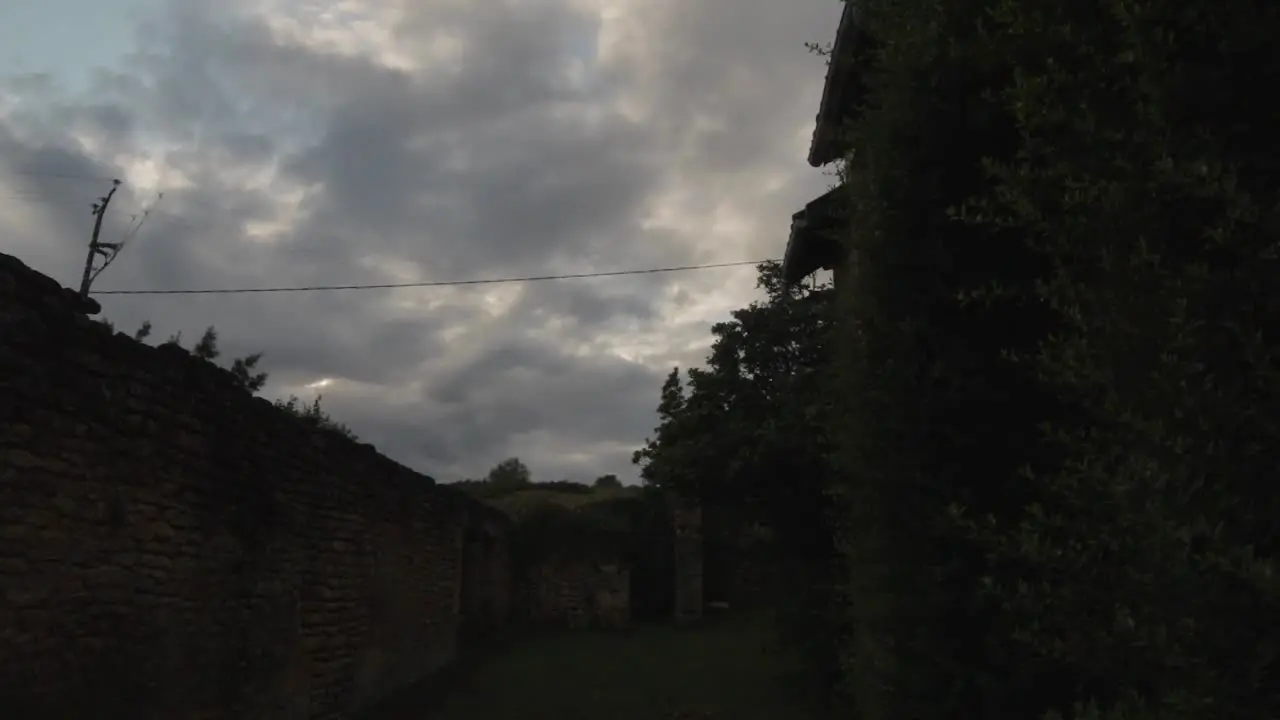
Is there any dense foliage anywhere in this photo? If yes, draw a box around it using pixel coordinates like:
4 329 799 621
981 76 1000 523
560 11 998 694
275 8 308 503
633 262 833 508
633 261 846 690
829 0 1280 718
593 474 623 489
484 457 533 490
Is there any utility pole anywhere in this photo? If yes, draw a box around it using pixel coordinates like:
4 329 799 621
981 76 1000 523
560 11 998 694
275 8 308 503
78 179 122 299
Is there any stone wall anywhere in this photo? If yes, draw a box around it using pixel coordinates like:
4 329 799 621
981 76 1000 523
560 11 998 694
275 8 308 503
702 509 778 610
523 561 630 630
459 517 512 639
671 498 703 621
0 253 510 719
725 548 777 608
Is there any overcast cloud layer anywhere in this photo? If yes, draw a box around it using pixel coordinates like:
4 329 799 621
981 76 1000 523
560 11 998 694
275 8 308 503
1 0 841 483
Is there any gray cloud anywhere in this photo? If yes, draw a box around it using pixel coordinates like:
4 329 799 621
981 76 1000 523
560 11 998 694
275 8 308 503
0 0 841 483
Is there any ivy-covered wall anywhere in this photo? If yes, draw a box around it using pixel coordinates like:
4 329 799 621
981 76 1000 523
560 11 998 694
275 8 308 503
828 1 1280 718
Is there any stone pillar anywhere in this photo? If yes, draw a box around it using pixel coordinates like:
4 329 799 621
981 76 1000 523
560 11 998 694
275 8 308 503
489 529 511 626
671 496 703 621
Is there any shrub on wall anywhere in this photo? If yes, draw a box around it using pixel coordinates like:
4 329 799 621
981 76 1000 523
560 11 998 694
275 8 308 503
832 0 1280 718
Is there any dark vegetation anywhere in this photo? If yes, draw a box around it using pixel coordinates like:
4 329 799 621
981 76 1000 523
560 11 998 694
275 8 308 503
451 458 676 622
503 488 675 621
450 458 624 498
91 4 1280 713
98 318 356 438
634 1 1280 718
633 261 843 691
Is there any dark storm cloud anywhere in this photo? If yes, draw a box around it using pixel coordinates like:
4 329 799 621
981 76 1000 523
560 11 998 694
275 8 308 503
519 279 660 329
7 139 113 182
334 333 665 478
254 313 459 388
276 54 665 279
81 104 134 147
1 0 842 483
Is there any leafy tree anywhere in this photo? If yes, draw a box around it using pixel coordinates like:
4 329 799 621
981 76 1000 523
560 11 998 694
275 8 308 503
227 353 267 393
633 260 843 689
192 326 219 360
486 457 532 491
593 474 622 489
182 325 268 392
631 368 690 490
634 261 834 509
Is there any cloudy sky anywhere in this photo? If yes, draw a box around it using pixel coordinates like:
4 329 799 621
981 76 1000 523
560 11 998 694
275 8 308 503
1 0 841 484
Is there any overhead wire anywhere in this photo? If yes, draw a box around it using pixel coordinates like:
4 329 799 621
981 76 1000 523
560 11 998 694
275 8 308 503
118 191 166 246
1 172 125 208
0 191 100 206
92 259 777 296
5 169 123 183
1 173 776 298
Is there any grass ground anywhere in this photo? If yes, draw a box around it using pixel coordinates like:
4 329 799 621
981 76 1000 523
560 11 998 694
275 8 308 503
441 614 818 720
367 614 822 720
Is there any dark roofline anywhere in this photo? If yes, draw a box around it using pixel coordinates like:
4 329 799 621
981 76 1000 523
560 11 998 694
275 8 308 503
807 1 863 167
782 184 845 285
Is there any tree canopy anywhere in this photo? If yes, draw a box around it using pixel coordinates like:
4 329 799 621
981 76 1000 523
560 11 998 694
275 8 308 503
632 260 844 687
486 457 533 491
593 474 622 489
633 260 834 514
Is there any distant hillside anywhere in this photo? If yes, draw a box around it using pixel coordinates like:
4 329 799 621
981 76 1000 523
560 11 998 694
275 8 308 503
486 485 642 520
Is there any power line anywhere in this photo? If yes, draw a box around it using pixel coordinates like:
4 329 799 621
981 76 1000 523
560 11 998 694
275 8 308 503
117 191 165 246
6 170 123 183
0 191 97 204
92 259 776 296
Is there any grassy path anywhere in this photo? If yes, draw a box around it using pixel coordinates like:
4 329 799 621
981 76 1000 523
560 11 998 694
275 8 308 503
369 615 821 720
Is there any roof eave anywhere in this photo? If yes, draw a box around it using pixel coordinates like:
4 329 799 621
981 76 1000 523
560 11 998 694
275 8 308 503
782 185 847 286
806 1 863 167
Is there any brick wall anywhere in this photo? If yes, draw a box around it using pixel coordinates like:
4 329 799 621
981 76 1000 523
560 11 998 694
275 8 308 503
523 560 630 630
0 253 510 719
